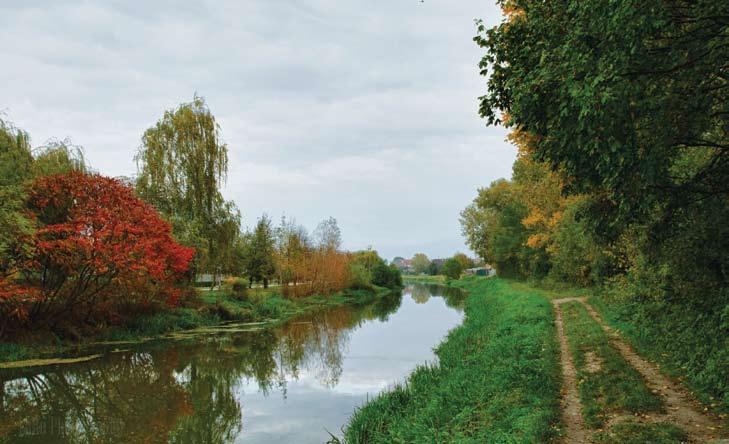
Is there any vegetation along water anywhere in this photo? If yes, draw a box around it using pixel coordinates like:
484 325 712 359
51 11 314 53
1 0 728 442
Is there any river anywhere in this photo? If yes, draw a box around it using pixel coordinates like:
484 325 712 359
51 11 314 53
0 284 465 444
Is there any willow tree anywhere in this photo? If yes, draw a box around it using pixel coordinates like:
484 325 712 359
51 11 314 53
0 120 88 281
135 95 241 274
0 119 34 280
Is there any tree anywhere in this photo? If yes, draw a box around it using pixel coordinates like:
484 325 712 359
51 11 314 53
442 258 463 281
0 118 33 187
476 0 729 230
1 172 194 336
460 179 531 277
452 253 474 270
313 217 342 251
274 216 310 288
243 215 276 288
0 119 34 282
0 120 88 292
135 95 241 274
32 140 87 177
411 253 430 274
351 250 402 289
371 262 402 288
426 261 440 276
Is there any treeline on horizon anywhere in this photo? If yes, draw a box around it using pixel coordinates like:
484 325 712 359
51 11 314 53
395 252 481 280
0 96 400 340
463 0 728 409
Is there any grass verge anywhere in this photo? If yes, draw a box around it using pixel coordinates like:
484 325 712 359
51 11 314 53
561 301 663 428
589 294 729 414
342 277 561 443
402 274 447 284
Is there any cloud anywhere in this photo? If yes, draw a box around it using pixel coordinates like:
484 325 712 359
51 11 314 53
0 0 514 259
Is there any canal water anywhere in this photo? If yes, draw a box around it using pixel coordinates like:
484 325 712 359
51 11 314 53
0 284 465 443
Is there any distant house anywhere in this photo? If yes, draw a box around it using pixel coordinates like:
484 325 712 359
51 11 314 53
431 258 446 268
195 272 223 288
392 257 414 273
464 265 495 277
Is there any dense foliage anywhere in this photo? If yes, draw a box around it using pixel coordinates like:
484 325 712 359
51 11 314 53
1 173 194 337
467 0 729 409
442 258 463 280
135 95 242 276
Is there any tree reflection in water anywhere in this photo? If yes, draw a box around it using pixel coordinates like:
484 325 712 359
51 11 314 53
0 290 413 444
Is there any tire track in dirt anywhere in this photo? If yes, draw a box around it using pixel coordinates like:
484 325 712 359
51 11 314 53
564 296 727 443
552 298 592 443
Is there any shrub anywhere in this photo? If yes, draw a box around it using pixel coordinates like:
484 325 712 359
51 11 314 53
0 172 195 338
442 258 463 280
230 278 248 301
371 262 402 288
348 262 373 290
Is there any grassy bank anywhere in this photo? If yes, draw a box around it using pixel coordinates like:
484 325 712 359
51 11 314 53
589 292 729 414
342 277 562 442
0 285 395 364
402 274 447 284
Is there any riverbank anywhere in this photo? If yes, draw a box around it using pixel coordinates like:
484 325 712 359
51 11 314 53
0 285 397 364
343 276 562 442
341 277 728 442
401 274 447 284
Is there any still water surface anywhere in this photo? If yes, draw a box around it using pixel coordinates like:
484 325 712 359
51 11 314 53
0 284 464 443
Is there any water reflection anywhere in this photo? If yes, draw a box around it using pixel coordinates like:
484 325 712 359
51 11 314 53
0 285 463 444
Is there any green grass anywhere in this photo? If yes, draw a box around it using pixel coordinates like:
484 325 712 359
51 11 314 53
402 274 447 284
594 422 688 444
589 294 729 414
342 277 562 443
506 279 590 301
561 301 663 428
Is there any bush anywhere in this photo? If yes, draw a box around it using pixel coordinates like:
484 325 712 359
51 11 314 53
594 277 729 412
253 295 294 319
349 262 374 290
371 262 402 288
230 278 248 301
442 258 463 280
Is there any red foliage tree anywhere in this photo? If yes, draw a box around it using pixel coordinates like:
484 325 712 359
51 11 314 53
1 172 194 334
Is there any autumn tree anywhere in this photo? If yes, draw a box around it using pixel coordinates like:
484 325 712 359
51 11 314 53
135 95 241 275
1 172 194 337
0 119 89 314
274 216 310 288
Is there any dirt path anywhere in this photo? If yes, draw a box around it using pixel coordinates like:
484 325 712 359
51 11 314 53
552 298 592 443
553 297 728 443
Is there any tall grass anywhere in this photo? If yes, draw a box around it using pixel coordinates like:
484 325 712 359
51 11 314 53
590 293 729 413
342 277 561 442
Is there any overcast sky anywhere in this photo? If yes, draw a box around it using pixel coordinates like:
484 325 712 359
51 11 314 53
1 0 514 260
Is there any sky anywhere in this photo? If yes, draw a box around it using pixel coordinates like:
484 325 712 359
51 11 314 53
0 0 515 261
